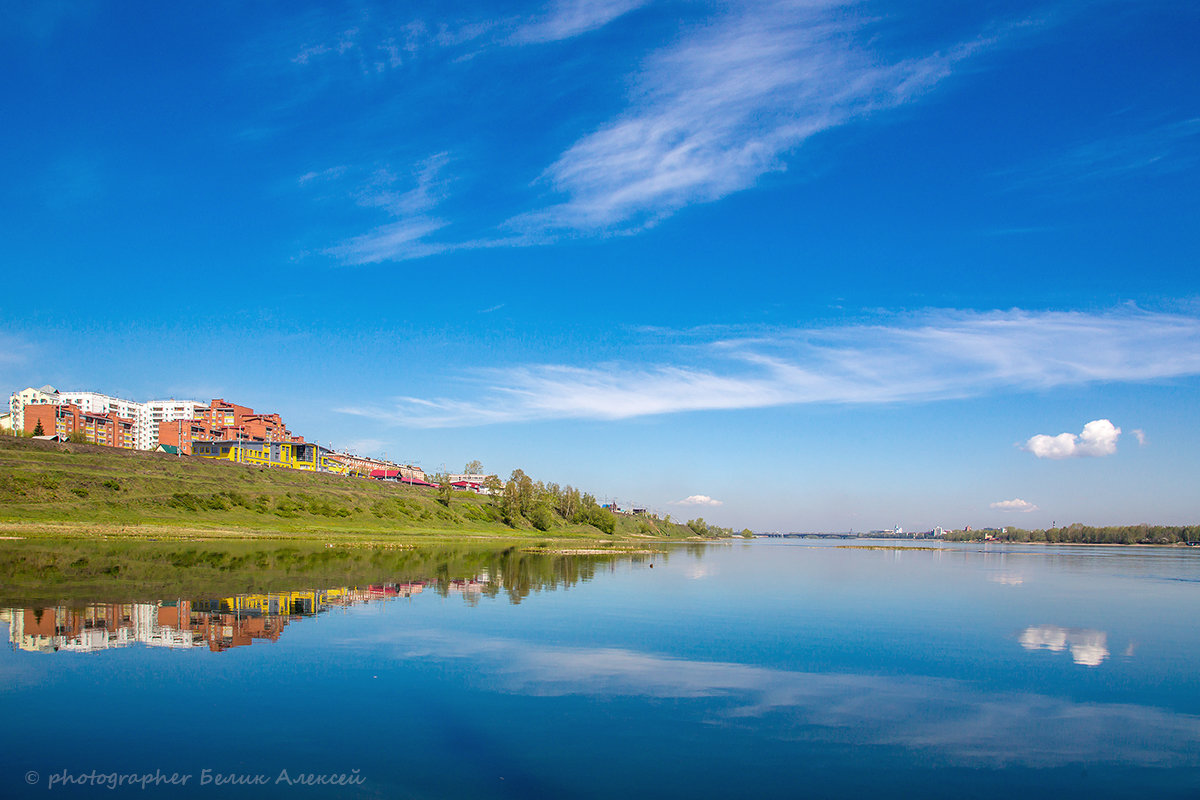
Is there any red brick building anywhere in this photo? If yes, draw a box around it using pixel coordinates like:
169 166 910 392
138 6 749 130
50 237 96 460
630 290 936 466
24 403 136 449
156 398 303 454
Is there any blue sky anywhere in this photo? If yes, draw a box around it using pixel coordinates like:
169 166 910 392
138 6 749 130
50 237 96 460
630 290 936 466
2 0 1199 531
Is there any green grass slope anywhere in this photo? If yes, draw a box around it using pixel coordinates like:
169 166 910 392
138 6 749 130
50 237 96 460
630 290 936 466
0 436 703 542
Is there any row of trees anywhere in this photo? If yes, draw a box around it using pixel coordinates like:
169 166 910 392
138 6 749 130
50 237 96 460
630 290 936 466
682 517 742 539
495 468 619 533
947 524 1199 545
430 463 621 534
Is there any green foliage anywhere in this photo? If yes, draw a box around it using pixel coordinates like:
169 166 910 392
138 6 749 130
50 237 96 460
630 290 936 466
511 469 535 513
528 503 554 531
556 485 581 520
68 431 88 444
946 523 1200 545
32 420 44 437
434 472 453 507
463 460 483 475
499 480 521 526
578 505 616 534
102 479 121 491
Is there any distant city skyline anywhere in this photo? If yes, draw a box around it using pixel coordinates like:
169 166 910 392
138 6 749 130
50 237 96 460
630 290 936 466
2 1 1198 531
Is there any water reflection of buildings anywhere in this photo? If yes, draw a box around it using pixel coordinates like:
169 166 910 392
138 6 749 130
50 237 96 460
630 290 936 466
0 582 430 654
1019 624 1110 666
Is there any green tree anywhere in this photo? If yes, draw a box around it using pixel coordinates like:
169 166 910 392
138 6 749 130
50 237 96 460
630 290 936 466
434 473 453 506
528 503 554 531
583 506 616 534
510 469 535 514
464 460 483 475
32 420 44 436
500 480 521 525
741 528 754 539
68 431 88 444
557 486 580 520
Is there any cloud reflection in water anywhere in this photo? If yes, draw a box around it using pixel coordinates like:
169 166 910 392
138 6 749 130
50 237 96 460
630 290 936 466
361 630 1198 768
1019 625 1110 667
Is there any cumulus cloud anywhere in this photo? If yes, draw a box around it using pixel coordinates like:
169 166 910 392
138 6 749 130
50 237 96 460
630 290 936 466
337 307 1200 428
990 498 1038 513
1024 419 1121 460
671 495 723 507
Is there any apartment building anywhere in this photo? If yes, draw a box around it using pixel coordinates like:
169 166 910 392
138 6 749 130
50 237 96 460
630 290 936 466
156 418 220 455
23 403 137 449
144 400 207 449
9 385 60 432
196 399 300 443
8 387 301 452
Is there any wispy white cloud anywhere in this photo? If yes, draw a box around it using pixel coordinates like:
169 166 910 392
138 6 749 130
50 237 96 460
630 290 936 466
511 0 649 44
1023 419 1121 460
671 495 724 507
1133 428 1147 446
1011 117 1200 186
308 2 1008 261
342 438 385 455
337 307 1200 428
509 2 992 235
321 153 457 263
327 217 452 263
0 333 35 367
990 498 1038 513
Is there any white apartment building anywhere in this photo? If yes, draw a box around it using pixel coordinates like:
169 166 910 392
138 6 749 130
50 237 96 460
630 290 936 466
9 385 61 432
8 387 204 450
144 400 207 449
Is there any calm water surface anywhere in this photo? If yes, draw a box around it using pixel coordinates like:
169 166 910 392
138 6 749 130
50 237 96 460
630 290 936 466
2 539 1199 798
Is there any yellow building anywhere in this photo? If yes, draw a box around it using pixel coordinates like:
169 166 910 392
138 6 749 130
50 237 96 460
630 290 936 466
191 440 347 474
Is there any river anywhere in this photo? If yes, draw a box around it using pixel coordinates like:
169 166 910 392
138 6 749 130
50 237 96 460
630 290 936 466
1 539 1198 798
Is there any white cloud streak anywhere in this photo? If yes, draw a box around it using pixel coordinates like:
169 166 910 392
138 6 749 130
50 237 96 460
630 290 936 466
322 153 458 263
510 0 649 44
337 307 1200 428
990 498 1038 513
1024 419 1121 460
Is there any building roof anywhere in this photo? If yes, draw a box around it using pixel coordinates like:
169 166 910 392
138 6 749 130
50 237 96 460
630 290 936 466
155 444 182 454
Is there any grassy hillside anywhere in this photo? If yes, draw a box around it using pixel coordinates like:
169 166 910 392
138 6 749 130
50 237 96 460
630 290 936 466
0 436 704 542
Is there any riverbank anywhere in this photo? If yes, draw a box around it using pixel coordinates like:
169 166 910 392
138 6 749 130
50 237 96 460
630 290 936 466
0 436 705 543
